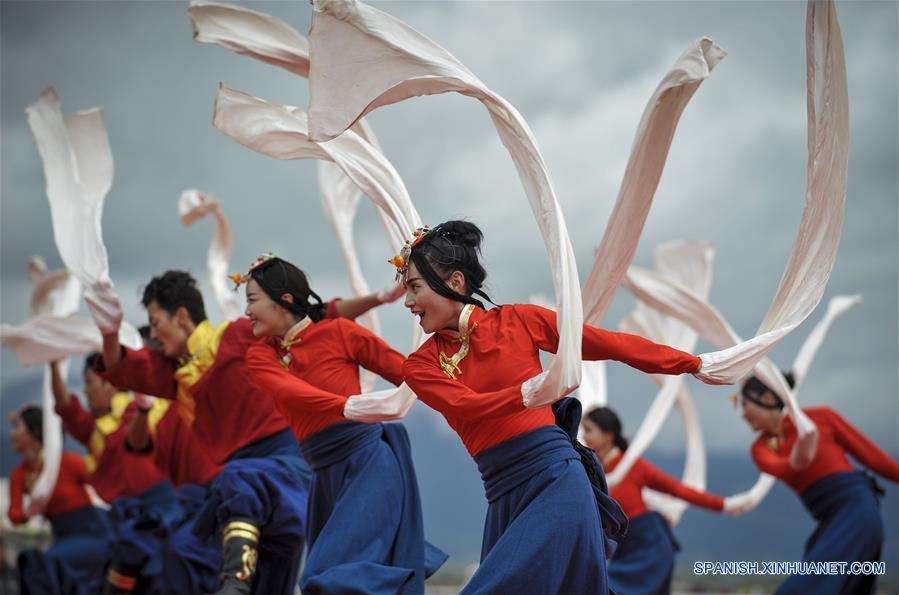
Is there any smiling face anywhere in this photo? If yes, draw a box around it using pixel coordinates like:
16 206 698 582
245 278 297 338
402 262 467 334
146 301 193 360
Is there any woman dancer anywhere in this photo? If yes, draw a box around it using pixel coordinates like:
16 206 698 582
740 372 898 594
582 406 726 594
398 220 714 594
240 253 446 594
8 405 113 594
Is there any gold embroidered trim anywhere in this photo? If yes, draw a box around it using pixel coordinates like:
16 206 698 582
224 529 260 542
223 521 260 538
438 305 478 380
278 317 312 369
236 544 258 581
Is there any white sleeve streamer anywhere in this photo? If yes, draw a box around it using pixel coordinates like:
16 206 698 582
341 383 417 422
25 88 125 336
582 38 725 328
189 1 413 384
606 242 713 507
791 294 862 389
178 190 243 321
307 0 582 406
689 1 848 464
212 85 422 420
576 37 722 491
317 162 380 393
213 86 422 253
21 261 81 515
189 0 311 76
1 316 141 367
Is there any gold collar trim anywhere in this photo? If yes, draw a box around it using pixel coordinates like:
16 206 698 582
278 317 313 369
438 304 478 380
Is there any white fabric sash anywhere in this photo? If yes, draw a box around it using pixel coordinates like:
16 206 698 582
178 190 243 322
306 0 583 406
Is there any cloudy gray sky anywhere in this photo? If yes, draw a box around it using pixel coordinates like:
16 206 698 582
2 0 897 579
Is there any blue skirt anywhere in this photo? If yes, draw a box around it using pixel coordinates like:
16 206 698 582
462 423 611 594
194 428 310 595
776 471 884 595
608 512 679 595
299 421 448 594
17 505 113 595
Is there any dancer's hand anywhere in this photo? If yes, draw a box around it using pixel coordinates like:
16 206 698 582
85 280 122 335
376 281 406 304
133 392 154 411
723 492 754 516
521 371 549 407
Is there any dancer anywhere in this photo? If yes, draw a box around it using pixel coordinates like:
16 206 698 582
8 404 113 595
740 372 899 594
118 325 224 594
49 357 184 595
95 269 397 594
582 406 726 594
239 253 446 594
398 220 712 594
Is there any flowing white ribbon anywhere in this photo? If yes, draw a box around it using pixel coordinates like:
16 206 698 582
190 1 412 381
212 86 422 419
19 259 81 514
582 39 725 329
307 0 583 405
686 0 849 467
610 242 714 524
178 190 243 321
25 88 128 337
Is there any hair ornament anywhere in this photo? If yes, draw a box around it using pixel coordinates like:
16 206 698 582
230 252 277 290
388 225 434 282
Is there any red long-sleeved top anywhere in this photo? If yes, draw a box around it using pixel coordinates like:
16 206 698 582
404 305 701 456
55 394 165 502
752 406 899 495
605 451 724 520
7 452 93 525
149 405 222 486
97 318 293 465
246 318 405 441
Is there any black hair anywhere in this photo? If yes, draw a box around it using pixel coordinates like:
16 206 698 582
141 270 207 324
585 406 629 451
138 325 151 341
18 406 43 444
249 257 327 322
741 370 795 410
84 352 101 374
408 220 495 308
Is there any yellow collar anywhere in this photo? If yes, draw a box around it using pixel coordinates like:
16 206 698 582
174 320 230 425
86 391 133 473
182 321 216 364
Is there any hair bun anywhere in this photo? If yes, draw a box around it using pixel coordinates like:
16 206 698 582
439 220 483 251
